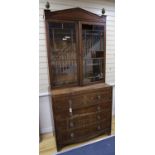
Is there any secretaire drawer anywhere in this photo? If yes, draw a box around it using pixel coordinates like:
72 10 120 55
52 90 112 115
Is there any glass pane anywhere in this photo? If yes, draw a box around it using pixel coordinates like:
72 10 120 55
48 22 77 87
82 24 104 84
82 24 104 58
83 59 104 83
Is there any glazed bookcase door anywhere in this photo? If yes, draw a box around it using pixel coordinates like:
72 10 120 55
81 23 105 85
48 22 78 87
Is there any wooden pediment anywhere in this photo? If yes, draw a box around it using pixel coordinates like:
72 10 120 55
44 7 106 23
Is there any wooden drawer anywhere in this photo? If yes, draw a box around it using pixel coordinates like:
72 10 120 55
56 110 111 131
57 122 111 145
54 102 111 119
52 87 112 112
67 111 111 130
52 96 70 110
70 93 112 110
85 88 112 102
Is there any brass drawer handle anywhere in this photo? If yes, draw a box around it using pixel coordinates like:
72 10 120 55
70 132 74 138
69 107 72 113
69 99 73 115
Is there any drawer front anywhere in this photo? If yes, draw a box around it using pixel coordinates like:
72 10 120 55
54 102 111 120
86 88 112 103
56 110 111 131
72 87 112 109
67 111 111 130
57 122 111 145
52 87 112 111
52 96 70 112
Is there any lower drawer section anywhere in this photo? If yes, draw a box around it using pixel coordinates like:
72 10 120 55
57 122 111 146
52 84 112 150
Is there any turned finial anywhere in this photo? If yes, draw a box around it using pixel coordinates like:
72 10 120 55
102 8 105 15
45 2 50 9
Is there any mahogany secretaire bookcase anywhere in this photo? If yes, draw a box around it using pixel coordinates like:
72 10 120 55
44 7 112 151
